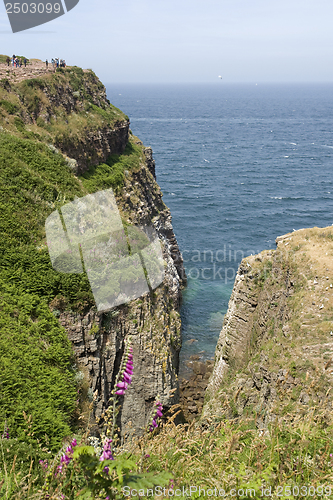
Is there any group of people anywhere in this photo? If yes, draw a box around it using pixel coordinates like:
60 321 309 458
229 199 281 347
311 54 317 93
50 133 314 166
46 58 66 69
6 55 27 67
3 55 67 70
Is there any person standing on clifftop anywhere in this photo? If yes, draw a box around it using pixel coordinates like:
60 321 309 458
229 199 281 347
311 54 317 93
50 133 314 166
6 57 10 66
46 59 48 69
24 58 27 67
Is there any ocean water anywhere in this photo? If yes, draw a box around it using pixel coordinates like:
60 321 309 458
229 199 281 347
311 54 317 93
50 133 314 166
105 83 333 372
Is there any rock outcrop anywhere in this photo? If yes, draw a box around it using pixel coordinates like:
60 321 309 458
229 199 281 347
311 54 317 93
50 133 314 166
204 227 333 427
0 64 129 173
0 62 186 438
52 138 186 437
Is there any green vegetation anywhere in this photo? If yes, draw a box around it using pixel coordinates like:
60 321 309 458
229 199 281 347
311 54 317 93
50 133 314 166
3 62 333 500
0 67 144 469
0 285 77 452
80 141 143 192
1 407 333 498
0 66 128 146
141 411 333 498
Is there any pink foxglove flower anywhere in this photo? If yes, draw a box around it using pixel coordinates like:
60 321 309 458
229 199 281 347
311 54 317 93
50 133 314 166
148 400 163 432
58 437 78 471
99 438 114 462
113 338 133 397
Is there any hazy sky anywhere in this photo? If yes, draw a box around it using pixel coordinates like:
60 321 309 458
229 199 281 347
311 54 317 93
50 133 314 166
0 0 333 83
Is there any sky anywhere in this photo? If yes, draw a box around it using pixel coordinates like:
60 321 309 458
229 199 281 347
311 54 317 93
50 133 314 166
0 0 333 84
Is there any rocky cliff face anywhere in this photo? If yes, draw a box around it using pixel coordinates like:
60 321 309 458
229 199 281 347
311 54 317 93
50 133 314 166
204 227 333 428
1 66 129 173
55 138 186 438
0 64 186 438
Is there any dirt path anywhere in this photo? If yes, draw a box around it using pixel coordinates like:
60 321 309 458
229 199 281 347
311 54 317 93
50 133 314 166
0 60 61 84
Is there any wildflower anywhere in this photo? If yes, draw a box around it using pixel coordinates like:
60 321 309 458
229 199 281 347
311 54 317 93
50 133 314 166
39 459 48 470
116 381 128 389
58 437 78 472
100 437 114 462
2 422 9 440
148 400 163 432
113 339 133 397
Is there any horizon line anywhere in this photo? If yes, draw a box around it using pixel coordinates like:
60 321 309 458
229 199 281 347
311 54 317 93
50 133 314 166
104 81 333 85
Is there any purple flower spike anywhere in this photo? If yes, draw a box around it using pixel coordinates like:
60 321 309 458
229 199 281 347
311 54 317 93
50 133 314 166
100 438 114 462
112 337 134 397
148 398 164 432
2 424 9 440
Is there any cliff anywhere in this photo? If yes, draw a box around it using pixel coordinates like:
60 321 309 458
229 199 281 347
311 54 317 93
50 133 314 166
0 64 129 172
0 63 186 445
204 227 333 428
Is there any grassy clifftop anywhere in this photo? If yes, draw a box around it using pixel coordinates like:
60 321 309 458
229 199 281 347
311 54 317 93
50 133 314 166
0 66 129 171
0 67 146 453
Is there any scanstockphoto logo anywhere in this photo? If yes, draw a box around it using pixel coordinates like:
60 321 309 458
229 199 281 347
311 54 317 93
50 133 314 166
4 0 79 33
45 188 165 312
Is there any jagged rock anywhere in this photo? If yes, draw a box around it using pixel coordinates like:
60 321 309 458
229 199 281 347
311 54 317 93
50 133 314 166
143 147 156 179
203 227 333 429
55 145 186 437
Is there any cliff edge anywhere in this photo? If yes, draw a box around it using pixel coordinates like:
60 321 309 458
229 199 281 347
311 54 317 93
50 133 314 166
204 226 333 428
0 64 186 445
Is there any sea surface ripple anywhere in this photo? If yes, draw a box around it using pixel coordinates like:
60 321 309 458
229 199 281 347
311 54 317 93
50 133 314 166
106 83 333 371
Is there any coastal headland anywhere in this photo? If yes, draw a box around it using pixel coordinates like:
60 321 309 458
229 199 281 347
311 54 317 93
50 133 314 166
0 57 186 445
1 56 333 494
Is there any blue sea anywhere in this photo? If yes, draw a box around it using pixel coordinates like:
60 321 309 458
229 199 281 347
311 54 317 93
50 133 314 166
105 83 333 373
